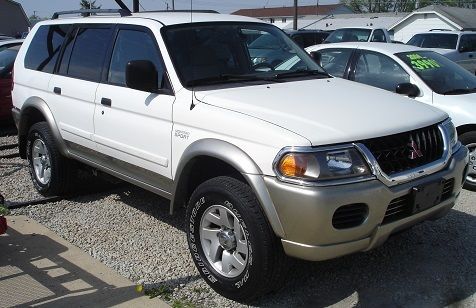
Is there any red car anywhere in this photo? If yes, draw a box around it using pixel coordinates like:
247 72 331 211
0 41 22 123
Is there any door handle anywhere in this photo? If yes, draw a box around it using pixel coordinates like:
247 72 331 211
101 98 112 107
469 54 473 58
53 87 61 95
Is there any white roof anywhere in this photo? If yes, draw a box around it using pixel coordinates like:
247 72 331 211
307 42 426 56
132 12 262 25
43 12 263 26
287 16 401 30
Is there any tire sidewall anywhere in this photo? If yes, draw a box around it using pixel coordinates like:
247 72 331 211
187 185 263 297
460 131 476 190
27 126 52 193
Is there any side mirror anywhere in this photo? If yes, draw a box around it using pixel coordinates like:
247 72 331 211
309 51 322 65
459 45 468 53
126 60 159 93
396 83 420 98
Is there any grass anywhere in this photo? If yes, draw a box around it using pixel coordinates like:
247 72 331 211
172 298 196 308
144 285 173 301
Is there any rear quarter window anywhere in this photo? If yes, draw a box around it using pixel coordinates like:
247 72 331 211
24 24 71 73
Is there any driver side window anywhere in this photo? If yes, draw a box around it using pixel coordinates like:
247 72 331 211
316 48 353 78
353 50 410 92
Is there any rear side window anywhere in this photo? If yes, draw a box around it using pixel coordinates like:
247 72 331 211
108 29 165 87
24 24 71 73
66 27 113 82
459 34 476 52
419 34 458 49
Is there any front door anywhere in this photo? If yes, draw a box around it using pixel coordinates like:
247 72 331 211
93 25 174 187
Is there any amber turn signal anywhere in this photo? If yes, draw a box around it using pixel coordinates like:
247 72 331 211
278 153 308 178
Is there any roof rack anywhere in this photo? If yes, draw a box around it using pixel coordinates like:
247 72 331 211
52 9 132 19
138 10 219 14
429 29 452 32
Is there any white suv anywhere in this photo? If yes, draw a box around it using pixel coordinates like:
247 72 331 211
12 9 469 301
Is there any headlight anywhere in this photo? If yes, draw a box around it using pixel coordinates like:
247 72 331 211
274 146 371 184
442 119 458 149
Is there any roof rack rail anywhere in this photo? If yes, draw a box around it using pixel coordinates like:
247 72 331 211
429 29 452 32
138 10 219 14
52 9 132 19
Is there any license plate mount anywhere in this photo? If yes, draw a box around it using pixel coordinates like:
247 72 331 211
411 179 445 214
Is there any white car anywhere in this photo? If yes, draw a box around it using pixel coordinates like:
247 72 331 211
323 27 392 43
407 30 476 74
12 9 468 301
305 42 476 189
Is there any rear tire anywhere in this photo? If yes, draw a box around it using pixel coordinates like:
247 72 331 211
27 122 74 196
186 176 288 302
459 131 476 191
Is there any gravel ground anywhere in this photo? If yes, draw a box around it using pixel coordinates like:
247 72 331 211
1 124 476 307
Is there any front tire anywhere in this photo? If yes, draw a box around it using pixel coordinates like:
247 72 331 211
459 131 476 191
27 122 74 196
186 176 288 302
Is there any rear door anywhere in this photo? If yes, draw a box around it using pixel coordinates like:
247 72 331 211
93 25 174 183
48 24 114 150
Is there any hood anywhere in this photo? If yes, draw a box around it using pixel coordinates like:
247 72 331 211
195 78 448 146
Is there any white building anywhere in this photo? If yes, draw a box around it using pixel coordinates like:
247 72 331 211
390 5 476 43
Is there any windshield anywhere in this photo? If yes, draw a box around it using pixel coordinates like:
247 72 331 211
162 22 326 87
396 51 476 95
0 46 19 76
324 28 372 43
407 33 458 49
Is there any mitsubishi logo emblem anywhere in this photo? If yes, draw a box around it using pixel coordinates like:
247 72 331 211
408 140 423 160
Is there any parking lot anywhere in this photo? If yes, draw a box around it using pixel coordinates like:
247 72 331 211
1 123 475 307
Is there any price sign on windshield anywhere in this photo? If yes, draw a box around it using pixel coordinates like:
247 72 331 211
406 53 441 70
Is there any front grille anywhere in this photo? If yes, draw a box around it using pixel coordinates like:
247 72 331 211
361 124 443 175
332 203 368 229
382 178 454 225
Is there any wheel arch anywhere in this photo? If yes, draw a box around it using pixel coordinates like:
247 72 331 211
18 97 68 159
171 139 286 238
456 124 476 138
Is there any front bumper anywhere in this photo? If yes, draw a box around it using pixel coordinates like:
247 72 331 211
264 145 469 261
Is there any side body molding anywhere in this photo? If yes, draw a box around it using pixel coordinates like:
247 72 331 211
17 97 69 158
171 139 286 238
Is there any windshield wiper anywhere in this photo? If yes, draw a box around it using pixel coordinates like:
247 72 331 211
272 69 331 79
442 88 476 95
186 74 279 87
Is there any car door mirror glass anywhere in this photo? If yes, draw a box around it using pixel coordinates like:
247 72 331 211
126 60 159 93
396 83 420 97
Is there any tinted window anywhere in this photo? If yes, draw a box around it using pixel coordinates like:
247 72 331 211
67 27 112 82
0 46 19 77
459 34 476 52
354 50 410 92
407 34 423 46
24 24 71 73
371 29 386 42
317 48 353 77
292 33 328 48
411 33 458 49
108 29 165 88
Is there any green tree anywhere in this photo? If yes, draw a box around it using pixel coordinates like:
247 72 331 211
80 0 101 10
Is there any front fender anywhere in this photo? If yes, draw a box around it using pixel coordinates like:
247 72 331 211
171 138 286 238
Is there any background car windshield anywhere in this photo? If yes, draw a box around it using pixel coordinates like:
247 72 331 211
407 34 458 49
397 51 476 94
0 46 19 76
162 23 323 86
324 29 371 43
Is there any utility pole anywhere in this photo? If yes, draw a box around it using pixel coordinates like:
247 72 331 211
133 0 139 12
172 0 175 11
293 0 298 30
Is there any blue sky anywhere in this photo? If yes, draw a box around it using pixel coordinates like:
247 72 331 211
16 0 338 18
